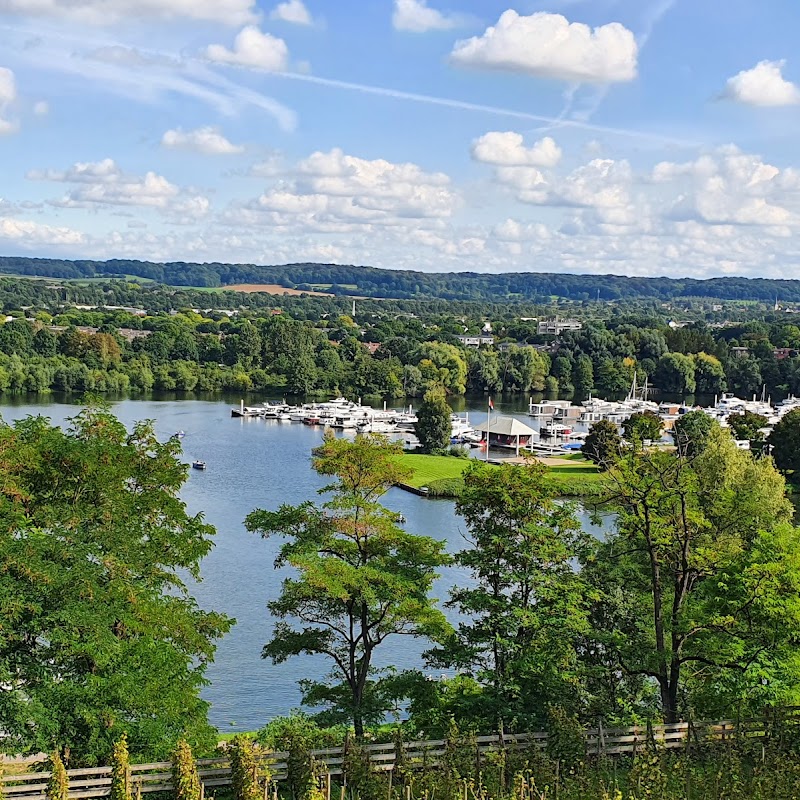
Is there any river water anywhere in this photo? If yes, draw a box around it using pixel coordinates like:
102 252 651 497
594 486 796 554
0 394 613 732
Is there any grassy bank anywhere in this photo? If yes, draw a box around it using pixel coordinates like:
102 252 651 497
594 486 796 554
396 452 604 499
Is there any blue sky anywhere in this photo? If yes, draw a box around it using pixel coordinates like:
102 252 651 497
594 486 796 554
2 0 800 278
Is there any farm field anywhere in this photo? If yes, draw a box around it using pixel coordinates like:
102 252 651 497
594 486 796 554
223 283 333 296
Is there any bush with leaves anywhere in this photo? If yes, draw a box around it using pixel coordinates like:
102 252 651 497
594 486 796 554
47 753 69 800
545 707 585 771
172 739 201 800
230 736 270 800
110 735 132 800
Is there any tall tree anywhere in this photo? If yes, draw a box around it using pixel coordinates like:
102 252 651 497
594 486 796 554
584 429 794 722
246 434 450 738
428 461 586 732
0 406 232 764
414 386 452 453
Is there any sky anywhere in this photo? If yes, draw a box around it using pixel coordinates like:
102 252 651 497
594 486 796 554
2 0 800 279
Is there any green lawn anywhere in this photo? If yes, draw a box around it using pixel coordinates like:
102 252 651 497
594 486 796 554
547 463 603 478
397 454 471 488
396 452 603 499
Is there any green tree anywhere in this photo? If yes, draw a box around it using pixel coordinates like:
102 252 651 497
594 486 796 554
582 419 623 469
621 410 663 445
504 345 548 393
728 411 768 445
583 429 793 722
767 408 800 472
572 354 594 396
32 328 58 358
728 356 763 397
654 353 696 394
428 461 585 732
693 352 726 394
672 409 715 456
414 386 452 454
413 342 467 394
245 434 450 738
0 406 232 763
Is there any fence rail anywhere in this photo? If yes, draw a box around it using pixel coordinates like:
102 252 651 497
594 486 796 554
4 711 799 800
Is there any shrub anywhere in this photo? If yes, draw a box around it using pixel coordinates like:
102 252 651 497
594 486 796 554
230 736 270 800
110 735 132 800
47 753 69 800
424 478 465 498
172 739 201 800
448 445 469 458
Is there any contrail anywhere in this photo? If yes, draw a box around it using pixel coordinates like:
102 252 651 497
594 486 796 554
0 20 693 145
269 70 697 147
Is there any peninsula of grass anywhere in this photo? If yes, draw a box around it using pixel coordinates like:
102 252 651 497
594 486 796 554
398 454 470 489
396 452 604 499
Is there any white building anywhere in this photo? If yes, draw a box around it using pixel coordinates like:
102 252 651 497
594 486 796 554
457 334 495 347
537 318 582 336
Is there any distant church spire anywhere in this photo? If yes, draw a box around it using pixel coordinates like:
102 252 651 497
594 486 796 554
775 296 780 312
352 299 356 318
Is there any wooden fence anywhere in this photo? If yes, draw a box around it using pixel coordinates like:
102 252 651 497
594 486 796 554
3 713 798 800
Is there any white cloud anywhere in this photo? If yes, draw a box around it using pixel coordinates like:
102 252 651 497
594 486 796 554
450 10 638 83
0 67 18 135
33 100 49 115
270 0 312 25
471 132 562 167
162 126 245 155
28 157 211 214
654 146 799 227
392 0 460 33
0 0 256 25
237 148 458 233
206 26 290 72
0 218 85 246
492 218 549 242
724 60 800 107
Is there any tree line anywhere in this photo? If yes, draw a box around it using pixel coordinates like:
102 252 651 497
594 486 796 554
7 255 800 301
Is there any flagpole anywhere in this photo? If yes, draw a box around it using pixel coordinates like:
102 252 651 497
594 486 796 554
486 398 491 462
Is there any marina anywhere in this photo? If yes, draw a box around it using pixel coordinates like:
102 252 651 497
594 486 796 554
228 381 798 456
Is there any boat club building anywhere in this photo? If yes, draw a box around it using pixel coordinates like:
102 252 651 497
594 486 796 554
475 416 538 455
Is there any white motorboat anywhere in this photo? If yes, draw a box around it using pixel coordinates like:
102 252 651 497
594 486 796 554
357 420 397 434
541 422 573 436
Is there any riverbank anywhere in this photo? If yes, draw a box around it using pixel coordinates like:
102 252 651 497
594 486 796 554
396 452 603 499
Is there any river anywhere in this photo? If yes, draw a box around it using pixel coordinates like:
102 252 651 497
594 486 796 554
0 393 613 732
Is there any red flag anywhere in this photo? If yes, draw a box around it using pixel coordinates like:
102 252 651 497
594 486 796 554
488 398 494 410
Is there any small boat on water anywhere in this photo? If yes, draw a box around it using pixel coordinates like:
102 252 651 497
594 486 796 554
392 512 406 524
192 460 207 471
173 430 186 439
541 423 572 436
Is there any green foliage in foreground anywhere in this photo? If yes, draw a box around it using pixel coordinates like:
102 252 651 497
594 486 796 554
255 715 800 800
0 406 232 765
